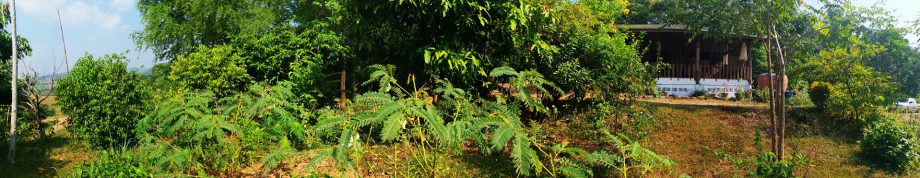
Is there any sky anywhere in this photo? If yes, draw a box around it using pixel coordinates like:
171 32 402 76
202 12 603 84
15 0 154 76
10 0 920 76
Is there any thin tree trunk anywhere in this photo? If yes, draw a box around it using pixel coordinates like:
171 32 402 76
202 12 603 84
339 63 346 110
771 26 787 160
8 0 19 164
765 37 778 156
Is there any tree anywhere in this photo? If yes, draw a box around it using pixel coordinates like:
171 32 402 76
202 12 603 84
133 0 291 61
19 64 57 139
56 53 150 147
168 45 252 96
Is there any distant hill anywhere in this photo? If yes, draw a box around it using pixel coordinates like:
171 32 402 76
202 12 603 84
34 66 152 85
38 73 67 84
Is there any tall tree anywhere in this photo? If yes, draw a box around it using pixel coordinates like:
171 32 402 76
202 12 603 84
7 0 16 164
133 0 291 61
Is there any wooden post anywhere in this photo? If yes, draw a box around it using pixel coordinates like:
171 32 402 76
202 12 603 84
695 40 701 84
8 0 18 164
57 9 69 72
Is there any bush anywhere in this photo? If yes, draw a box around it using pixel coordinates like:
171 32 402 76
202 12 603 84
718 132 808 178
752 89 771 102
169 45 252 96
809 81 832 110
135 84 309 175
56 53 151 147
70 149 153 177
787 84 813 107
691 90 707 97
860 119 919 173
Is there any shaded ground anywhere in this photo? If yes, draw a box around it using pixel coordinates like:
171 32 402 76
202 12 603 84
643 99 888 177
0 129 96 178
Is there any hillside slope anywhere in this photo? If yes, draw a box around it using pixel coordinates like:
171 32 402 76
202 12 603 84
642 101 888 177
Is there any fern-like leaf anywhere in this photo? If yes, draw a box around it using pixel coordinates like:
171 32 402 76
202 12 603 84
380 112 406 142
489 66 519 77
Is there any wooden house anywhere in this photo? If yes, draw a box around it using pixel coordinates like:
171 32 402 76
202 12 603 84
620 24 758 98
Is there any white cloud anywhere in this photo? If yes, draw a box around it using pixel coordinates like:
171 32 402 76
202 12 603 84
18 0 131 31
111 0 135 12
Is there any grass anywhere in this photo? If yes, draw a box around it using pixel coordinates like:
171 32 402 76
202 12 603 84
0 129 97 178
642 100 889 177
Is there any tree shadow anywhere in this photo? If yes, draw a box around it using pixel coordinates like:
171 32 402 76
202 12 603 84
457 150 517 177
785 107 861 143
0 133 81 177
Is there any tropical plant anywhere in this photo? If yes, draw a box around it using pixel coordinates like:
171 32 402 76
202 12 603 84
168 45 252 96
56 53 151 147
718 132 808 178
134 83 310 175
308 65 675 177
489 66 562 114
70 149 154 178
859 118 920 173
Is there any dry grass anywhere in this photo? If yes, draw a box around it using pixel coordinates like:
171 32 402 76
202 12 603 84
642 99 889 177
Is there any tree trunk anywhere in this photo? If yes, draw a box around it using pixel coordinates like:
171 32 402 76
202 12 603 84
771 26 788 160
8 0 18 164
339 63 346 110
765 37 778 156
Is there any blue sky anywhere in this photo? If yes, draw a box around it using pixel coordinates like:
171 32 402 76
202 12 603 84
17 0 153 76
11 0 920 75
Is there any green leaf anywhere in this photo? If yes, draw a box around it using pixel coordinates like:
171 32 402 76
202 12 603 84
380 112 406 142
490 125 516 151
489 66 518 77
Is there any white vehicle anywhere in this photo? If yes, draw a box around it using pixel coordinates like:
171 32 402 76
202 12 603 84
895 98 918 112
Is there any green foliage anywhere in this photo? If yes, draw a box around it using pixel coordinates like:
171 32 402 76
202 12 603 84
809 81 832 110
242 23 350 105
56 53 151 147
309 65 674 177
691 90 707 97
600 130 677 177
752 89 771 102
134 0 290 60
0 109 34 141
70 149 154 178
0 5 33 105
489 66 562 114
169 45 252 96
859 118 920 173
786 81 813 107
134 84 310 175
718 132 808 178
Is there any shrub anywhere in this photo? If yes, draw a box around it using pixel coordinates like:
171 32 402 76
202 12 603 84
56 53 151 147
309 65 676 177
0 109 35 141
169 45 252 96
787 87 813 107
135 84 309 175
70 149 153 177
859 118 920 173
752 89 771 102
718 132 808 178
809 81 832 110
691 90 707 97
